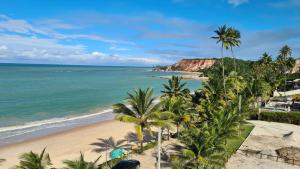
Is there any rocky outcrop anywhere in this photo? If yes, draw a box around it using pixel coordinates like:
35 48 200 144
154 59 216 72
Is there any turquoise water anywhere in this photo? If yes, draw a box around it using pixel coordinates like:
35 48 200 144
0 64 201 139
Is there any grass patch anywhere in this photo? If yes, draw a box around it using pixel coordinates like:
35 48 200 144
225 123 254 155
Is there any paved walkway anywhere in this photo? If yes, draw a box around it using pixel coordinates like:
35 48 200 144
226 120 300 169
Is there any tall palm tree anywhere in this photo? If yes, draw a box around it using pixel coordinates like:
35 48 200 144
161 76 190 98
113 88 160 151
212 25 230 98
279 45 292 94
14 148 51 169
227 27 241 73
161 96 191 137
63 152 101 169
91 137 127 162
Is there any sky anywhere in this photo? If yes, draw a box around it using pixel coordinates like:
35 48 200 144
0 0 299 66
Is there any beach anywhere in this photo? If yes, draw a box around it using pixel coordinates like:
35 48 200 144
0 120 135 168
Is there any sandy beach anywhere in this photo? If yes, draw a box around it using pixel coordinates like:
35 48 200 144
156 75 208 81
0 120 135 168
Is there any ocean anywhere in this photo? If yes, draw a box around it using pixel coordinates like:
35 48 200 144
0 63 201 145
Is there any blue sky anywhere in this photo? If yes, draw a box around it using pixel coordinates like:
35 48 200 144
0 0 299 66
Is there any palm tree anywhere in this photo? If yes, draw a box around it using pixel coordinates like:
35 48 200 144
259 52 272 66
161 96 191 137
151 109 174 140
179 126 225 169
63 152 101 169
91 137 127 162
14 148 51 169
213 102 243 145
161 76 190 98
113 88 160 151
227 27 241 73
225 72 247 99
170 157 186 169
212 25 230 98
279 45 292 94
0 158 5 166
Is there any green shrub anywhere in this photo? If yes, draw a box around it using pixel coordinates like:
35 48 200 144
248 111 259 120
259 111 300 125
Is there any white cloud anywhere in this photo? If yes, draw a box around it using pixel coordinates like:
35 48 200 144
109 46 129 51
227 0 248 6
37 19 78 30
0 45 8 51
0 17 48 35
0 34 167 65
0 14 135 46
269 0 300 8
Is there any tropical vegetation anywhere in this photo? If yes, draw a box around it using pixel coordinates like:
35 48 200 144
14 148 52 169
63 153 101 169
112 88 161 151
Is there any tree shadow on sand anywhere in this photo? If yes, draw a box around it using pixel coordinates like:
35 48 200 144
90 137 131 153
124 130 159 145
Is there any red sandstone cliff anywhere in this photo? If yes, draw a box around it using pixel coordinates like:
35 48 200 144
154 59 216 72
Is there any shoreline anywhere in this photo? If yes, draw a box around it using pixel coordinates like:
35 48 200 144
150 70 209 80
0 108 115 147
0 120 135 168
156 75 208 81
0 119 114 149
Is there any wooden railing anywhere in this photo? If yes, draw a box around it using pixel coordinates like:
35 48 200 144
238 149 300 166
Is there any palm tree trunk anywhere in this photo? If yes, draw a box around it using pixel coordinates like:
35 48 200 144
231 47 237 73
284 63 287 98
221 44 227 99
176 124 179 138
140 126 144 151
140 141 143 151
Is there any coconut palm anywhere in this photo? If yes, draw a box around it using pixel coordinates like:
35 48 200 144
179 126 225 169
212 102 243 145
91 137 127 162
225 72 247 99
63 152 101 169
151 109 174 140
161 96 191 137
113 88 160 150
227 27 241 73
259 52 272 66
212 25 230 98
196 81 225 122
14 148 51 169
161 76 190 98
170 157 186 169
279 45 292 94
